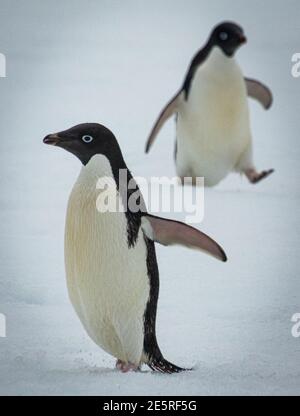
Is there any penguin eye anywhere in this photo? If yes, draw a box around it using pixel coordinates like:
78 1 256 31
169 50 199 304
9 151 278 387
82 135 94 143
219 32 229 41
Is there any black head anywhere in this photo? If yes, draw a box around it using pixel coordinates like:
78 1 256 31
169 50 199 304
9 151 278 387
208 22 246 57
43 123 124 166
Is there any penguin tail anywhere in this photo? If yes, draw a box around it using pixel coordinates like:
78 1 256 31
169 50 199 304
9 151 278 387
147 356 191 374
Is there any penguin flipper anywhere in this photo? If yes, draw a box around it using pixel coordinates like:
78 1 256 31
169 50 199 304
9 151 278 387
141 214 227 262
145 91 183 153
245 78 273 110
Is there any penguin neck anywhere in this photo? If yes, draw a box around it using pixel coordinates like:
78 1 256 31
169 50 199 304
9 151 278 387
205 46 236 69
193 46 240 85
183 42 237 100
81 153 129 189
79 152 137 209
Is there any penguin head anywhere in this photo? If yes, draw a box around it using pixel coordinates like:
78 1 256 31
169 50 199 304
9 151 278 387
209 22 247 57
43 123 123 165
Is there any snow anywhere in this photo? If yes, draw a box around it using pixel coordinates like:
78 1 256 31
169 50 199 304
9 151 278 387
0 0 300 395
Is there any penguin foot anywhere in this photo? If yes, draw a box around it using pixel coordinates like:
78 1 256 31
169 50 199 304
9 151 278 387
245 168 274 184
115 359 139 373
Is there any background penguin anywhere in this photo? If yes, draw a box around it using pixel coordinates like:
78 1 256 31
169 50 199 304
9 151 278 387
43 123 227 373
145 22 274 186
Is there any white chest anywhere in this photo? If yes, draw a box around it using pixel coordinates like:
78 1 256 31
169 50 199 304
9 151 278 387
64 155 149 343
182 47 248 128
176 47 251 183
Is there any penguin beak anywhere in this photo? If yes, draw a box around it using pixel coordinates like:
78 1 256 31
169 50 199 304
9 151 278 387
43 134 61 146
239 35 247 44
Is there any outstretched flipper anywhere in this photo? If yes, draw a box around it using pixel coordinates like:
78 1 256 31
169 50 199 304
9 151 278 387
141 214 227 262
145 91 183 153
245 78 273 110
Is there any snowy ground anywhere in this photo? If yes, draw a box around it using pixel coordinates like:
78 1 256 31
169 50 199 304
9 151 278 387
0 0 300 395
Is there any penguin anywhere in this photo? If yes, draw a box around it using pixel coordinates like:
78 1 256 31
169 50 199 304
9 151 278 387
145 22 274 186
43 123 227 373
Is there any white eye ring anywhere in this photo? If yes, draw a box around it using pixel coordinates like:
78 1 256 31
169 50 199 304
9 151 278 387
219 32 229 41
82 135 94 143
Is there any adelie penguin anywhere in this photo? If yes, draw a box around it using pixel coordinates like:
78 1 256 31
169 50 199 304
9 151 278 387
43 123 227 373
145 22 274 186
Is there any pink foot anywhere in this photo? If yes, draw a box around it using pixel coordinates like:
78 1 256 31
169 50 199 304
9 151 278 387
115 359 138 373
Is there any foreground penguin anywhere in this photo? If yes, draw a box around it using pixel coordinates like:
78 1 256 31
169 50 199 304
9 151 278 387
145 22 274 186
44 123 227 373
